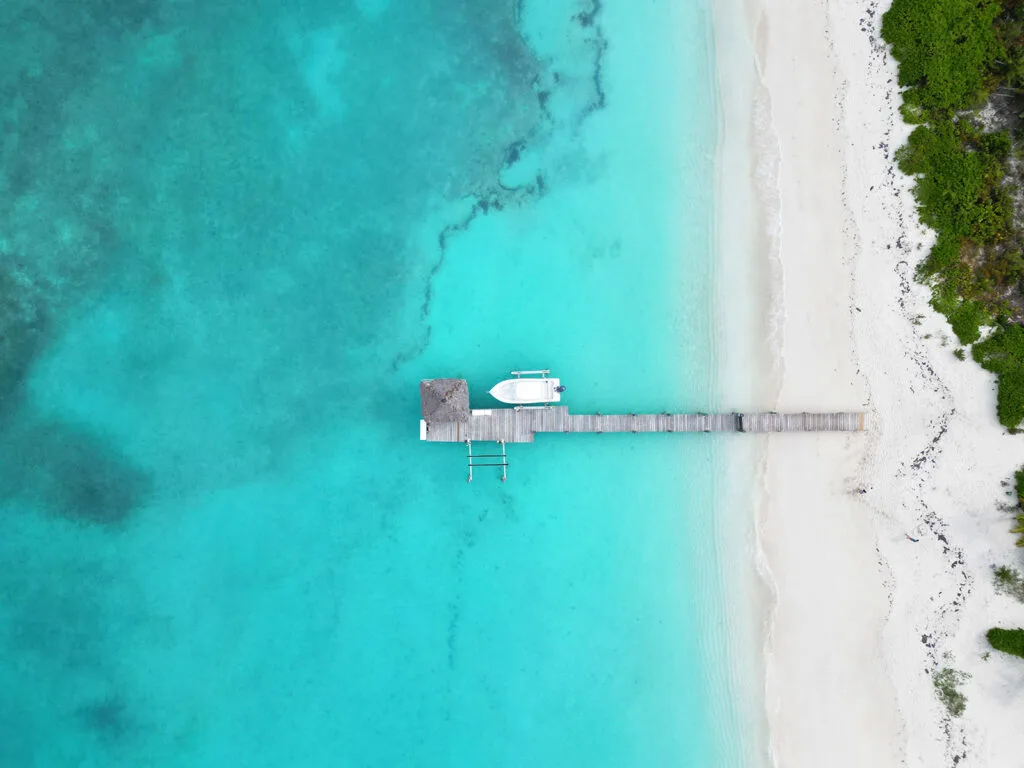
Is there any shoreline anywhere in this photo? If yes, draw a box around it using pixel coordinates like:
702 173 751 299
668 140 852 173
710 0 775 764
724 0 1024 765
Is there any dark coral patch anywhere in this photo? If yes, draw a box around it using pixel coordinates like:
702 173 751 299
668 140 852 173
0 261 51 417
75 695 131 743
1 420 152 526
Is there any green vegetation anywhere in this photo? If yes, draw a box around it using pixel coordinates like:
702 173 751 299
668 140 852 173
986 627 1024 659
882 0 1024 428
933 667 969 716
994 565 1024 600
895 121 1012 244
1015 468 1024 545
881 0 1003 115
973 324 1024 429
885 0 1024 705
1013 514 1024 546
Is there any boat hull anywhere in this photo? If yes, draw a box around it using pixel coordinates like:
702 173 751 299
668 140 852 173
488 377 561 405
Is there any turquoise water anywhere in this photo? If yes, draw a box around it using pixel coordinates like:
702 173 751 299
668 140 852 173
0 0 743 765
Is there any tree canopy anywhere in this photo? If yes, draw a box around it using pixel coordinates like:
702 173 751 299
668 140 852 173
895 120 1011 243
882 0 1004 114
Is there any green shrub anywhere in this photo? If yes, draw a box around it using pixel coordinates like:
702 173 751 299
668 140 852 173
896 122 1011 243
1013 515 1024 547
986 627 1024 659
882 0 1003 115
899 102 927 124
973 324 1024 429
947 300 989 345
933 667 969 716
981 130 1013 160
993 565 1024 601
884 0 1024 428
978 250 1024 289
917 232 962 279
929 271 970 318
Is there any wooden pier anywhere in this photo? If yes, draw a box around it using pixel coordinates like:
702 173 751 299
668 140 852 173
420 405 864 443
418 377 864 479
418 377 864 444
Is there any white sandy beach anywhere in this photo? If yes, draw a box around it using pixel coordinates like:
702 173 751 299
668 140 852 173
715 0 1024 765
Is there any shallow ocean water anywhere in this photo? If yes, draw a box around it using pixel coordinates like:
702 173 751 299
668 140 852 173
0 0 743 765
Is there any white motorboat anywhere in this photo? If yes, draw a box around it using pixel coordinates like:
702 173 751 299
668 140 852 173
488 370 564 405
